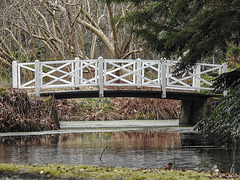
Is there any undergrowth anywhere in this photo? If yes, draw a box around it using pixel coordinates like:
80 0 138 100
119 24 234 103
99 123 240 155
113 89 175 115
0 88 59 132
57 97 181 121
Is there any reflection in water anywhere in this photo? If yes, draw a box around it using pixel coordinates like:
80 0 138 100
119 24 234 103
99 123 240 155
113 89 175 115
111 130 181 150
0 129 239 173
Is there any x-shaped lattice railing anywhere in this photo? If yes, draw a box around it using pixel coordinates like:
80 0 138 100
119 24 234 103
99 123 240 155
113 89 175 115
166 61 226 91
12 57 227 97
41 60 98 89
104 59 161 87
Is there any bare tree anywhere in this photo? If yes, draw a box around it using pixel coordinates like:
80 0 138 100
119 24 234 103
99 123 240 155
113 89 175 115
0 0 142 68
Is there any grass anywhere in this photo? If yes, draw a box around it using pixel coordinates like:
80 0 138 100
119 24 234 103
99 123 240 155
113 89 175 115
0 163 234 179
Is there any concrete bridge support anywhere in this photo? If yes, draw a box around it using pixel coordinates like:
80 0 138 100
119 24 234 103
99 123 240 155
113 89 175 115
179 97 216 126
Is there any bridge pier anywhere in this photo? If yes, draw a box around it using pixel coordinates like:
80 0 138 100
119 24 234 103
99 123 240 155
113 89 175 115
179 98 215 126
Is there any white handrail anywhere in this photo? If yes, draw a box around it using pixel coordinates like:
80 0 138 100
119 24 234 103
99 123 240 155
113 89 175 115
12 57 227 97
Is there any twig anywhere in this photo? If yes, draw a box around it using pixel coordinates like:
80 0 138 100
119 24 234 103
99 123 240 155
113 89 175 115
100 146 108 161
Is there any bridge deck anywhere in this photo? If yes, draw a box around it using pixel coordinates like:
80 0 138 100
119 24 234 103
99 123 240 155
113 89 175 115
40 90 221 101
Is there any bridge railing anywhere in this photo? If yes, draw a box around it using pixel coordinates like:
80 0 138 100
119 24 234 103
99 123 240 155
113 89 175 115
165 60 227 92
12 57 227 98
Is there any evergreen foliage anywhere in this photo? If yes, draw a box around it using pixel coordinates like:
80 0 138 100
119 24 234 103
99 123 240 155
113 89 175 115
108 0 240 70
196 67 240 147
213 68 240 91
194 84 240 147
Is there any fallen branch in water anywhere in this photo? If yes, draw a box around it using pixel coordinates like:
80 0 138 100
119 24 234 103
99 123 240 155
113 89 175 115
100 146 108 161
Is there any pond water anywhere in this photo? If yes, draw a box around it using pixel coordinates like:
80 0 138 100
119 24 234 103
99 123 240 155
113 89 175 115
0 128 239 173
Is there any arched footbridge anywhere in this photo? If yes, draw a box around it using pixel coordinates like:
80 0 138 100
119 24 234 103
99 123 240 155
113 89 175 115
12 57 227 125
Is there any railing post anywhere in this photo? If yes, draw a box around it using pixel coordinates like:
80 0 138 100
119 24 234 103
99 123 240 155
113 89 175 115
35 60 41 97
166 61 170 86
136 58 141 88
98 56 104 98
161 58 166 98
12 61 18 88
74 57 80 86
193 64 201 92
223 63 228 96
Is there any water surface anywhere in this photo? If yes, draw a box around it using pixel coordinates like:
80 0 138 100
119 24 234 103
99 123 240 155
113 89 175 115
0 128 239 173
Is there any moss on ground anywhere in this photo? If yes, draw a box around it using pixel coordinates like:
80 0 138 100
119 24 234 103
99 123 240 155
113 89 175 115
0 163 237 180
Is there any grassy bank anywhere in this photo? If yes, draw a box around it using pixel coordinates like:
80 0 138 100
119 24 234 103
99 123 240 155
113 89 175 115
1 163 237 180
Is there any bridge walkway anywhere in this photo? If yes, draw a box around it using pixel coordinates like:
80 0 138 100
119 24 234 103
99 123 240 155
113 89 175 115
41 89 219 101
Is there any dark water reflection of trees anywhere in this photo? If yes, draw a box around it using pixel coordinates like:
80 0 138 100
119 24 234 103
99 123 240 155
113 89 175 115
110 130 181 150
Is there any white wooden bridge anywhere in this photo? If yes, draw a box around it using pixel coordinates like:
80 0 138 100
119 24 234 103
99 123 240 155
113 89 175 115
12 57 227 98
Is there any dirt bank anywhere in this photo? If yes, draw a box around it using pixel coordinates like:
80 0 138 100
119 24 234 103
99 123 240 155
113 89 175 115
0 88 59 132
